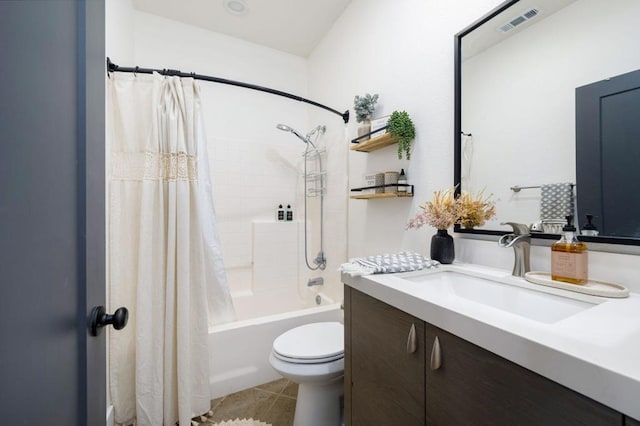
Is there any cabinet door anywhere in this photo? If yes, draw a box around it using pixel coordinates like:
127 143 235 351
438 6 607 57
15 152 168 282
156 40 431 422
346 287 425 426
425 323 622 426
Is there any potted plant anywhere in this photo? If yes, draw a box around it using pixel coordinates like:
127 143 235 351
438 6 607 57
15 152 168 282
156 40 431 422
387 110 415 159
353 93 379 140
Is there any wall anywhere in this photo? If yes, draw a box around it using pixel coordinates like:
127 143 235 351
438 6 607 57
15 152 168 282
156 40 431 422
309 0 640 291
309 0 504 256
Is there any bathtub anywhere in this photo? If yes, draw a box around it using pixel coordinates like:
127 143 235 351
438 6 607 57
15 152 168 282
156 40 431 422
208 291 343 399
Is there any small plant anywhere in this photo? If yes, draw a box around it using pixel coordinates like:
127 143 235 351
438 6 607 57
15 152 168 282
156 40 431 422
353 93 379 123
387 111 415 160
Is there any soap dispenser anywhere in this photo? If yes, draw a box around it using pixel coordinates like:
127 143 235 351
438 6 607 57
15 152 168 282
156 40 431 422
551 215 588 284
285 204 293 221
581 214 599 236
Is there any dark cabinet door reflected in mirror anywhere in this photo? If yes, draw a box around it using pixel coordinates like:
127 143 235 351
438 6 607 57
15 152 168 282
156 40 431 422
454 0 640 246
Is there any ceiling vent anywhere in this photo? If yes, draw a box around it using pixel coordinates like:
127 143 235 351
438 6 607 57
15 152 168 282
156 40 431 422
498 8 539 33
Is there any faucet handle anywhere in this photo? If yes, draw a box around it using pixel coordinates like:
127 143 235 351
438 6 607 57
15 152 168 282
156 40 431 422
501 222 530 235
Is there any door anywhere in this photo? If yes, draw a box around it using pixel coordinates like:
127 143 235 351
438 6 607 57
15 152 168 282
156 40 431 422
0 1 106 425
425 323 621 425
576 69 640 237
346 287 425 426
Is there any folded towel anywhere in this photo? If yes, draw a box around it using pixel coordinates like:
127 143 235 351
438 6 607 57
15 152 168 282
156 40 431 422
540 183 574 221
339 251 439 276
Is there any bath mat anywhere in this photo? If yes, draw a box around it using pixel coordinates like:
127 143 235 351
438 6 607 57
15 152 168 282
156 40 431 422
209 419 271 426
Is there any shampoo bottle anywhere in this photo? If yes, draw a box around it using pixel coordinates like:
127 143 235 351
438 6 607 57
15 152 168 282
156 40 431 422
286 204 293 221
551 215 588 284
277 204 284 221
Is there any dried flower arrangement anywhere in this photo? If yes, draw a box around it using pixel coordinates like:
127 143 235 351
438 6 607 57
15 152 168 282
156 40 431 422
406 187 496 230
457 189 496 229
406 187 458 231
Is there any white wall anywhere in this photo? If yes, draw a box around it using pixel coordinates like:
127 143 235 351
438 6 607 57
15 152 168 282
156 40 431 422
309 0 505 256
309 0 640 291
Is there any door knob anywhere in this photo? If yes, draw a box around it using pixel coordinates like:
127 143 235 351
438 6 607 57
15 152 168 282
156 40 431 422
89 306 128 336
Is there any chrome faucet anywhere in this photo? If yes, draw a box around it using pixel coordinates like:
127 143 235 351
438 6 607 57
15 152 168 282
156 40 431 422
498 222 531 277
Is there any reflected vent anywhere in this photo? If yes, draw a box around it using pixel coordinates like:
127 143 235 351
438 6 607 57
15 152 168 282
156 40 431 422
498 8 540 33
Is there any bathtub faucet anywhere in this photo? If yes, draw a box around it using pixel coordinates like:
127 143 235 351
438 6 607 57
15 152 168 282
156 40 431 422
307 277 324 287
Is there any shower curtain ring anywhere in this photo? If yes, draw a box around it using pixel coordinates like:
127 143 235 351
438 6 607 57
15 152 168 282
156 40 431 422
134 66 139 76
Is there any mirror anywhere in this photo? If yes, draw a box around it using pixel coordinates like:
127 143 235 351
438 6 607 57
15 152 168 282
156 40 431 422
454 0 640 245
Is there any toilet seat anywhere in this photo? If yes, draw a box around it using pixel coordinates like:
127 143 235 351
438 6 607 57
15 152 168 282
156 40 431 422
272 322 343 364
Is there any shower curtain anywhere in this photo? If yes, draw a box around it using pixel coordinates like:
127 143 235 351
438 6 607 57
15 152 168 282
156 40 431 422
108 72 235 426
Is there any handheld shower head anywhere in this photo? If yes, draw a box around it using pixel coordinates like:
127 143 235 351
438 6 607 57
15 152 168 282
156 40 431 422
276 123 307 143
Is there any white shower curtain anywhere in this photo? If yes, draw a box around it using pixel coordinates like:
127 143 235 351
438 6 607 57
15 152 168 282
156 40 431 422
108 72 235 426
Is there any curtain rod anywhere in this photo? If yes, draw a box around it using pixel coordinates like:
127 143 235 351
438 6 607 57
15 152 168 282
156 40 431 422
107 58 350 123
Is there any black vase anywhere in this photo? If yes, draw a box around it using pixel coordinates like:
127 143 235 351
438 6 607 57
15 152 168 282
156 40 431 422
430 229 455 264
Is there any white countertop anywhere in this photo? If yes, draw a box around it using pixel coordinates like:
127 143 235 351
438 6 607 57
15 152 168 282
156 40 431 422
342 263 640 420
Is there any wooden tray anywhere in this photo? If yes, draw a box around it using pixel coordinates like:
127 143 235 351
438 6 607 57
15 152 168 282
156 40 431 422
524 271 629 298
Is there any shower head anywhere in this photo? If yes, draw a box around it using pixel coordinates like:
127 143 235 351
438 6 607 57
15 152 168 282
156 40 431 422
276 123 307 143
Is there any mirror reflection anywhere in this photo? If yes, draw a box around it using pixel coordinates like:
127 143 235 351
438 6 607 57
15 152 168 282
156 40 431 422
457 0 640 241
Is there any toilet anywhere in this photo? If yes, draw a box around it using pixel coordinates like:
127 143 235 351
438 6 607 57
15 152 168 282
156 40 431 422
269 322 344 426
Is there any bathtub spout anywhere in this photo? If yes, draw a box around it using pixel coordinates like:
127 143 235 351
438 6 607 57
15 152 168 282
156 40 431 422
307 277 324 287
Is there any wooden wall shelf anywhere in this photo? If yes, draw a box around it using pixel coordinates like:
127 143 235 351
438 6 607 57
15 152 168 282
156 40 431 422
350 192 414 200
350 132 398 152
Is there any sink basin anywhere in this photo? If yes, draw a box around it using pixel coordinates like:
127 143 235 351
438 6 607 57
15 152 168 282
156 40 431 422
404 271 599 324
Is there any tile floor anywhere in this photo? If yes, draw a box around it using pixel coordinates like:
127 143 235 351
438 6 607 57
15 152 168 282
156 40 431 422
201 378 298 425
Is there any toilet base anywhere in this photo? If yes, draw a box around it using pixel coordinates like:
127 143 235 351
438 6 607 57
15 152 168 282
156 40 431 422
293 376 343 426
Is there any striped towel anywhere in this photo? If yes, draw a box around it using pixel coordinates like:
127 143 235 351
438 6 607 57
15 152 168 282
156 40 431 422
540 183 574 220
339 251 439 276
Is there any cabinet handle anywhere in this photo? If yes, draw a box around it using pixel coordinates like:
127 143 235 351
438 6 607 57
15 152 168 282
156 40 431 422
430 336 442 370
406 323 417 354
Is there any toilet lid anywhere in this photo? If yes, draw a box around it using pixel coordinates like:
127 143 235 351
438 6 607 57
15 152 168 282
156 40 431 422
273 322 344 361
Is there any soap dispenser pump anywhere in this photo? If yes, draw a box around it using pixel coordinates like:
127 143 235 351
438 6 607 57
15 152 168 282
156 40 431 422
551 215 588 284
581 214 599 236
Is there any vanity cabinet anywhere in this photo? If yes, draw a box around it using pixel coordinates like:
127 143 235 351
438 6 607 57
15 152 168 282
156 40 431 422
345 285 425 425
345 285 624 426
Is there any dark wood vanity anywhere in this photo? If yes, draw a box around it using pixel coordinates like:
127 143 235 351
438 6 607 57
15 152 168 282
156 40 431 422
344 285 638 426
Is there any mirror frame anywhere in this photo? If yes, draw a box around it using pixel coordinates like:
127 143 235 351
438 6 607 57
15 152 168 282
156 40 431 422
453 0 640 247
